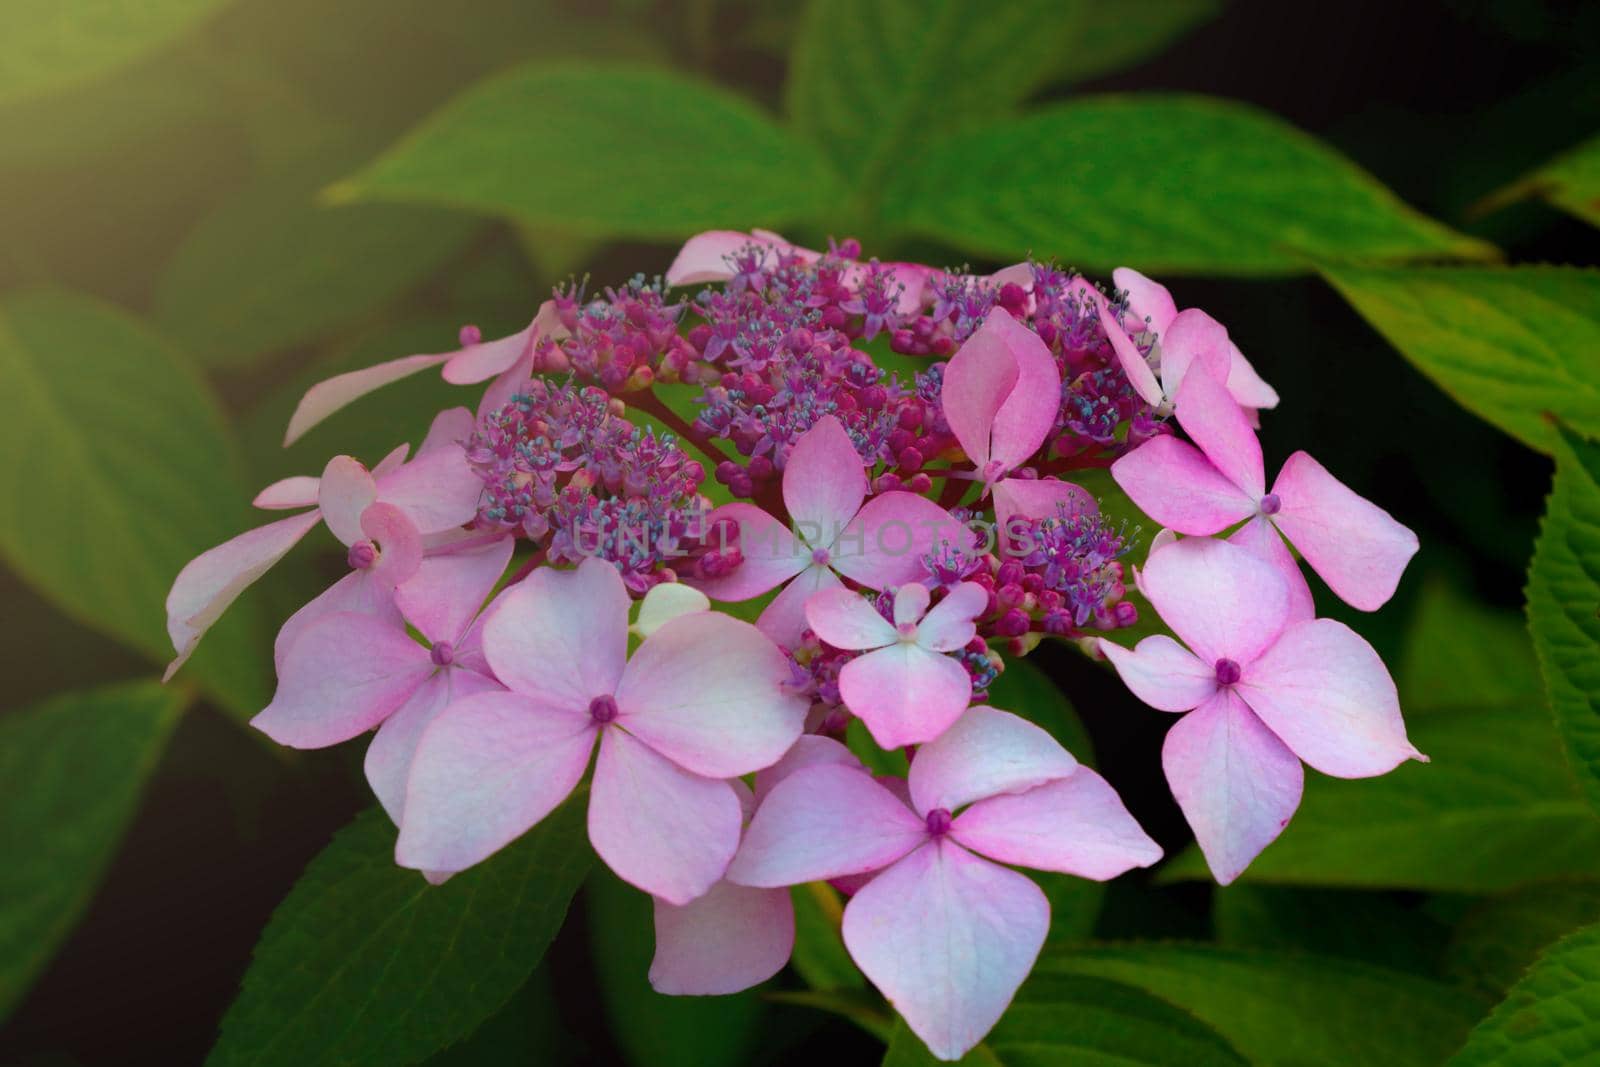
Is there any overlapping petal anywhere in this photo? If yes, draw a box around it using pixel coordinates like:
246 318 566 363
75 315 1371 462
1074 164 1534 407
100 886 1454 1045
483 556 629 708
1139 536 1291 666
952 767 1162 879
1097 634 1218 713
649 878 794 995
839 643 973 749
907 707 1077 815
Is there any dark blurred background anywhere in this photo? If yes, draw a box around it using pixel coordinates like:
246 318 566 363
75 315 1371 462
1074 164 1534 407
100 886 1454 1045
1 0 1593 1063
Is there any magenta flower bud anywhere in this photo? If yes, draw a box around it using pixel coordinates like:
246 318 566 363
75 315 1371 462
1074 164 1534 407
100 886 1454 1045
995 609 1030 637
1259 493 1282 516
748 455 775 481
898 406 923 431
996 561 1024 587
836 237 862 259
874 473 904 494
729 472 754 498
715 461 740 485
905 472 933 494
998 282 1028 316
588 694 620 724
925 808 953 836
430 641 455 667
1113 601 1139 628
347 540 378 570
1213 658 1242 686
897 446 924 473
458 324 482 346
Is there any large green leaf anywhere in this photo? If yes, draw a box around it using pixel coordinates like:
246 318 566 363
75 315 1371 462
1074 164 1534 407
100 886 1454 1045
586 869 767 1067
881 972 1247 1066
1049 944 1484 1066
0 0 231 104
0 289 267 716
1213 885 1448 977
1450 920 1600 1065
881 95 1495 275
1527 424 1600 815
1397 576 1544 713
1444 880 1600 999
1483 131 1600 230
1048 0 1219 85
208 798 591 1067
333 63 843 239
1323 265 1600 453
0 681 184 1020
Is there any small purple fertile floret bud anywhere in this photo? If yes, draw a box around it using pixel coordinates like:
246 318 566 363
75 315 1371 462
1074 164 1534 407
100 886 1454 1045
347 540 378 570
811 547 831 567
589 694 620 724
1259 493 1282 516
925 808 953 836
458 324 482 346
1214 658 1242 686
431 642 455 667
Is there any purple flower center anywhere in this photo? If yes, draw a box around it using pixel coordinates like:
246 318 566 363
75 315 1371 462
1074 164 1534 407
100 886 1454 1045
1259 493 1282 516
811 547 831 566
925 808 953 836
1214 658 1242 686
896 622 918 640
589 694 620 724
430 642 455 668
347 540 378 570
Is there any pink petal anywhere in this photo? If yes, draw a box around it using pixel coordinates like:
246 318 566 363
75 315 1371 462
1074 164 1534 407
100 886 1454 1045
365 668 500 824
588 728 744 905
894 582 932 627
985 310 1061 472
440 309 544 385
1156 309 1233 399
1225 344 1280 410
1163 690 1302 886
1099 302 1163 407
752 735 860 805
783 415 869 538
831 491 959 589
839 644 972 750
272 567 401 674
757 563 842 649
1113 267 1177 333
1110 436 1256 535
1173 362 1265 498
1237 618 1424 777
1269 451 1419 611
727 764 925 887
650 880 795 995
686 503 807 603
164 509 322 678
284 353 450 447
992 477 1098 533
908 706 1077 815
396 690 596 873
1097 635 1218 713
483 556 630 707
318 456 379 546
252 612 434 748
374 443 481 535
842 841 1048 1062
952 767 1162 879
615 613 807 779
1228 516 1314 624
941 313 1021 470
253 476 320 510
663 231 810 286
806 588 897 650
477 347 535 418
396 535 514 646
371 443 410 480
916 581 988 653
1139 535 1292 666
417 405 476 455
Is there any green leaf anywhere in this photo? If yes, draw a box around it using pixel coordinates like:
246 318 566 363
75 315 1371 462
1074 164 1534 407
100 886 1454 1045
1322 265 1600 453
881 971 1248 1066
881 95 1495 275
790 882 865 992
0 681 184 1021
1048 943 1484 1066
1444 880 1600 999
1527 424 1600 815
334 63 843 240
1482 131 1600 230
1048 0 1220 85
585 868 766 1067
208 797 591 1067
0 289 267 716
1213 885 1448 977
1398 576 1545 713
1450 920 1600 1065
0 0 231 104
422 967 572 1066
154 159 480 369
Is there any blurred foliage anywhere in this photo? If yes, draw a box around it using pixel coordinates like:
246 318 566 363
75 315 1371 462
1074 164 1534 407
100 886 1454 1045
0 0 1597 1063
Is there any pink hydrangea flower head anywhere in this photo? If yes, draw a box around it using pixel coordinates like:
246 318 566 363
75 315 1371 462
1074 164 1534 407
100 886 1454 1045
1098 535 1425 884
1111 363 1419 611
395 556 808 904
727 707 1159 1059
688 414 956 646
805 582 989 748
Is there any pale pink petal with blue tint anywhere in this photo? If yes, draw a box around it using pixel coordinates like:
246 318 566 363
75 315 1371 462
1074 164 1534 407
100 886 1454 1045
1114 267 1178 334
782 415 870 538
253 611 433 748
483 556 630 708
1225 343 1280 410
832 491 959 589
1238 618 1424 777
284 353 450 446
916 581 987 653
588 728 744 905
757 562 843 649
687 503 807 602
992 477 1097 533
842 840 1048 1062
615 612 807 779
984 309 1062 472
650 877 795 995
273 564 401 673
1163 689 1303 886
371 443 411 479
664 230 808 286
318 455 379 545
752 735 860 804
1140 536 1291 666
1172 362 1265 498
1156 308 1233 399
1228 516 1314 624
365 667 501 825
1111 436 1256 535
839 643 972 750
253 476 320 510
1097 635 1218 713
1269 450 1419 611
396 535 514 646
374 443 481 535
894 582 932 627
806 588 898 650
396 690 596 873
1099 301 1163 407
953 766 1162 879
907 706 1077 815
728 764 925 887
417 405 477 455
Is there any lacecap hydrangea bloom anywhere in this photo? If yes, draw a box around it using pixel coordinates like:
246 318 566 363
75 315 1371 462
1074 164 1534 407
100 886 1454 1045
165 229 1422 1061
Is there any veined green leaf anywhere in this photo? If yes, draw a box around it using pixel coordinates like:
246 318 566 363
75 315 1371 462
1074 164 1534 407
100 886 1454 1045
1450 920 1600 1065
1481 131 1600 230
